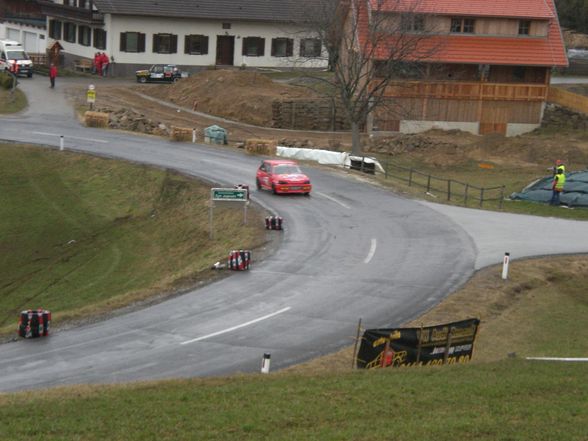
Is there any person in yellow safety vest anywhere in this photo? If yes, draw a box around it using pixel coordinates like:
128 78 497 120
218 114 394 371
551 159 565 175
550 167 566 206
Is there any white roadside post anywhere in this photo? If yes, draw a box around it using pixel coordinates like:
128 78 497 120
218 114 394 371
192 128 197 143
502 252 510 280
59 135 64 151
261 353 271 374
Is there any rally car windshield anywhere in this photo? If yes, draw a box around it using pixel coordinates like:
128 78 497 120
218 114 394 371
273 165 301 175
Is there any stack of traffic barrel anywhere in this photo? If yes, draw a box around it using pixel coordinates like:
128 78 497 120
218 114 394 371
228 250 251 270
265 215 283 230
18 309 51 338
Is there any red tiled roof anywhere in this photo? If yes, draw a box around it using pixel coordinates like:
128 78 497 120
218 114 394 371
373 34 568 66
363 0 568 67
372 0 555 19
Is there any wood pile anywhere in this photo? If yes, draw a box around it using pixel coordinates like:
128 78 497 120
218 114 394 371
272 99 351 131
170 126 194 142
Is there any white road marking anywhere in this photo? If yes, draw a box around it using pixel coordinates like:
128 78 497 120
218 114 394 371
33 131 109 144
180 307 291 345
526 357 588 362
364 238 377 264
315 192 351 209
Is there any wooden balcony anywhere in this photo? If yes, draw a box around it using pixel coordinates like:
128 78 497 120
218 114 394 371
381 81 548 102
38 1 104 25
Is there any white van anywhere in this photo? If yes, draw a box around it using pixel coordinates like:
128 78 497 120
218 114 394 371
0 40 34 78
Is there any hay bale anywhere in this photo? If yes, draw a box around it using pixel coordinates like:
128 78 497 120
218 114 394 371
245 139 277 156
84 111 109 128
170 126 194 142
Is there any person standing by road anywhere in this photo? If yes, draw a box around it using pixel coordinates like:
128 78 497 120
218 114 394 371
49 63 57 88
550 166 566 206
100 52 110 77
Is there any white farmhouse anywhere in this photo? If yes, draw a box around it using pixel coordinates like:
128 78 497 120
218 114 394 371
38 0 327 75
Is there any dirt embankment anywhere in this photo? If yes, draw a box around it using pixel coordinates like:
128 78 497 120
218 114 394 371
143 70 321 127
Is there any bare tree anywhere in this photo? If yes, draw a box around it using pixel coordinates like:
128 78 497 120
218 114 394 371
300 0 439 155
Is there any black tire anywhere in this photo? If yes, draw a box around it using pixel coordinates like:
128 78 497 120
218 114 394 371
138 76 147 83
304 192 310 196
256 179 261 190
27 72 33 78
272 184 278 195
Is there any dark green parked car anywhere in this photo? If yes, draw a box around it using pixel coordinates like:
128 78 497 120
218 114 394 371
135 64 183 83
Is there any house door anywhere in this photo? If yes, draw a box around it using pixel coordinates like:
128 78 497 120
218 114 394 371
216 36 234 66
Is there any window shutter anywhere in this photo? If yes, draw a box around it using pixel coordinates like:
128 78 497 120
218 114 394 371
153 34 159 53
138 33 146 52
120 32 127 52
271 39 276 56
202 36 209 55
287 38 293 57
171 34 178 54
258 38 265 56
184 35 190 54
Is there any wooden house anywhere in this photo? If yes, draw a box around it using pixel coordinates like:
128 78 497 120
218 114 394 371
356 0 569 136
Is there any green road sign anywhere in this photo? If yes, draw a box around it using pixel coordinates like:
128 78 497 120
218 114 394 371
211 188 248 201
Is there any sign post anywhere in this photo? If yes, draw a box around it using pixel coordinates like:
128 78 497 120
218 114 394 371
209 187 249 239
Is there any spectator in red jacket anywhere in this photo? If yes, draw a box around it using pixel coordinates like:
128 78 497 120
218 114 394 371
49 63 57 88
100 52 110 77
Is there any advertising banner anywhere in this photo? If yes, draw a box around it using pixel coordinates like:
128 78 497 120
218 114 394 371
356 318 480 369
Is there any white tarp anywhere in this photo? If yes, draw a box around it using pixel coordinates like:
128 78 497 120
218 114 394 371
276 146 385 173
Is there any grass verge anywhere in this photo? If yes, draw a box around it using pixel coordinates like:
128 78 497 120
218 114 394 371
0 144 270 337
0 88 27 114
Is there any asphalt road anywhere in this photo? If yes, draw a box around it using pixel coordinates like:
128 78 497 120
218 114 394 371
1 76 588 392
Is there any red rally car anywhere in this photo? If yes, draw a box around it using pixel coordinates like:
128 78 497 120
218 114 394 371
256 159 312 195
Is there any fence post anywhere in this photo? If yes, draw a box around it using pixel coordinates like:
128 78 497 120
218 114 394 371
499 186 505 209
447 179 451 201
351 318 362 369
480 188 485 208
426 175 431 193
464 183 469 206
409 169 413 186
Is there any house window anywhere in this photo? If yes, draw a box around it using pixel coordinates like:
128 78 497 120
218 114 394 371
513 66 526 81
153 33 177 54
120 32 146 52
300 38 322 57
518 20 531 35
242 37 265 57
451 18 475 34
49 20 62 40
78 26 91 46
401 14 425 32
64 22 76 43
271 38 293 57
94 29 106 50
185 35 209 55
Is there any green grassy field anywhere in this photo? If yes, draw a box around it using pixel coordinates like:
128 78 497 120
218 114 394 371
0 361 586 440
0 88 27 114
0 144 268 336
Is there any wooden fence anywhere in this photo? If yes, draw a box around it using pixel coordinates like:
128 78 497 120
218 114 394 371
350 157 505 208
548 87 588 115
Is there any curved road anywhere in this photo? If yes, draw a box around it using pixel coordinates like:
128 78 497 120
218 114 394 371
1 77 588 392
